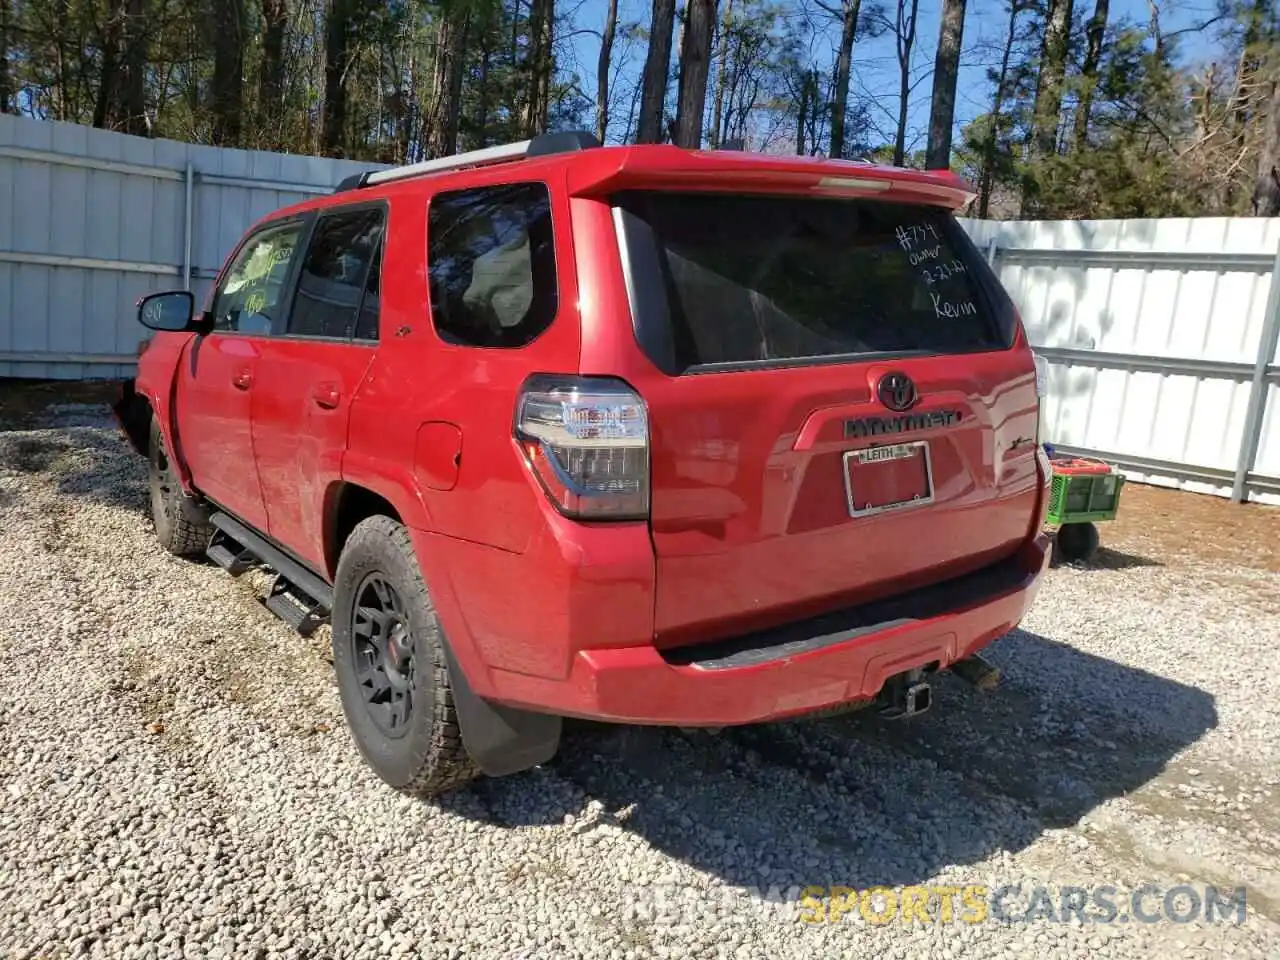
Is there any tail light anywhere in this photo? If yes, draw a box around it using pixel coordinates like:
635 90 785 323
515 375 649 520
1031 350 1048 444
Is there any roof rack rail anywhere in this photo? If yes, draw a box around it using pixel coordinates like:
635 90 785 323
334 130 602 193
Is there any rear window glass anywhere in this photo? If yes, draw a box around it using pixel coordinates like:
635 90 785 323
613 192 1014 372
289 206 385 340
427 182 558 348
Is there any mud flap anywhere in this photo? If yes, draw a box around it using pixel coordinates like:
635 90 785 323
440 641 562 777
112 379 151 457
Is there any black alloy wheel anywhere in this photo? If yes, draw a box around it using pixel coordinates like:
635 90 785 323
331 515 479 795
351 573 416 737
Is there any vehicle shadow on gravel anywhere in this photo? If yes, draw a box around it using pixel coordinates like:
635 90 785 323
0 419 149 514
1083 546 1163 569
466 628 1216 892
1050 545 1163 571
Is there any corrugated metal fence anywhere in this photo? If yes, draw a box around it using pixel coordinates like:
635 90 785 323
0 114 377 379
2 114 1279 504
960 217 1280 505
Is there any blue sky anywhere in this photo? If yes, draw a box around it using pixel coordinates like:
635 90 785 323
555 0 1229 149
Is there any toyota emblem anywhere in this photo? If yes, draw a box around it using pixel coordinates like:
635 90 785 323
877 372 918 412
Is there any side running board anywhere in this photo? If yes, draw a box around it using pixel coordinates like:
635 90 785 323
207 512 334 637
207 530 256 576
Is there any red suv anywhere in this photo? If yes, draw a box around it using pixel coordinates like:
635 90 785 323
115 132 1052 797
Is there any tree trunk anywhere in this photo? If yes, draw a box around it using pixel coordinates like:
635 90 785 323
637 0 676 142
1072 0 1108 151
596 0 619 142
93 0 125 129
119 0 148 135
623 72 643 140
1029 0 1072 158
475 33 492 145
924 0 965 169
426 4 469 156
892 0 920 166
673 0 715 148
211 0 244 145
401 96 419 162
1230 0 1272 209
672 4 684 126
322 0 352 155
709 0 734 147
794 69 823 155
1 0 15 114
1146 0 1162 59
796 69 808 155
1254 80 1280 216
829 0 860 160
522 0 553 136
258 0 288 146
979 0 1021 218
447 12 469 147
1234 0 1269 129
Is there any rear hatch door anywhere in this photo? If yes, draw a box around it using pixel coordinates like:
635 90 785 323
612 190 1042 648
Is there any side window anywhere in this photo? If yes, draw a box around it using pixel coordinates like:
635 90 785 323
354 238 382 342
289 207 386 339
211 222 304 335
427 182 558 348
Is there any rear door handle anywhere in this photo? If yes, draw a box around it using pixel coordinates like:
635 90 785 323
311 383 341 409
232 370 253 390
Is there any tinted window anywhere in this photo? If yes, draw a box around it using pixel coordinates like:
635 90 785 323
614 192 1015 371
211 222 304 335
427 183 557 348
354 238 382 342
289 207 385 339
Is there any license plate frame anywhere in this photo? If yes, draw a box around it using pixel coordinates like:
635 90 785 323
843 440 935 519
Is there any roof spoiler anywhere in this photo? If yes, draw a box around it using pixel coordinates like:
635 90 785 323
334 131 602 193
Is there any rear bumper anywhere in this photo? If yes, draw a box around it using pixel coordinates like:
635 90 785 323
488 532 1052 726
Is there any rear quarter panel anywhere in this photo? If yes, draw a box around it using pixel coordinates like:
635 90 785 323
342 172 608 682
340 170 584 548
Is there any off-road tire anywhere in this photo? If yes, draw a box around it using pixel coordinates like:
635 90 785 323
1055 521 1100 564
331 515 479 797
148 416 212 557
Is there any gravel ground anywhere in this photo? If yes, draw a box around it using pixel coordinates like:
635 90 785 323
1 399 1279 960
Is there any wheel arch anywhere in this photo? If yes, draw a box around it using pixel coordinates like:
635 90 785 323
324 481 562 780
323 480 404 581
112 379 154 458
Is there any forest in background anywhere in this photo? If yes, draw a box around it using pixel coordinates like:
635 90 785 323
0 0 1276 219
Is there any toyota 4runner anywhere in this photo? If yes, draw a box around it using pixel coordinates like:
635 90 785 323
115 131 1052 797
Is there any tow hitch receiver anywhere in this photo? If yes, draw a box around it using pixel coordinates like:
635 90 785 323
880 668 932 720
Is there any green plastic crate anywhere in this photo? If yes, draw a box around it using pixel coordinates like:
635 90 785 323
1044 462 1125 527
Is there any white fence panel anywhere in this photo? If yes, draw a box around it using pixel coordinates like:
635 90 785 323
1258 385 1280 478
960 217 1280 505
0 113 379 379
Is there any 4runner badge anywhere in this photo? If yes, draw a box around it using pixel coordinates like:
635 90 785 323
844 409 963 439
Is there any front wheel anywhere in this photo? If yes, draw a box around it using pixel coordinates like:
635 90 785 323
331 515 479 797
148 416 212 557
